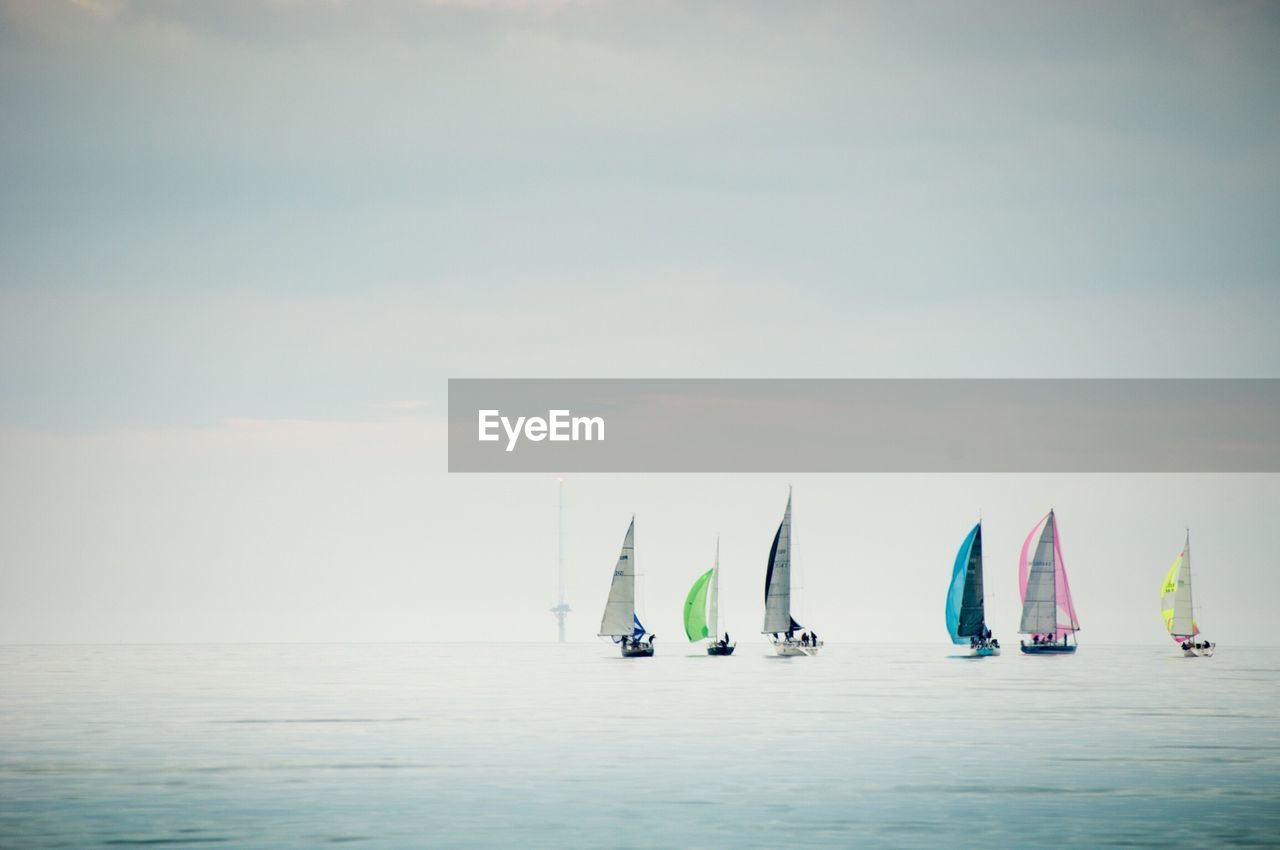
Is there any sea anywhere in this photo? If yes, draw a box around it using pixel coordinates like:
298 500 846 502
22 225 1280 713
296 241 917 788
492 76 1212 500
1 642 1278 848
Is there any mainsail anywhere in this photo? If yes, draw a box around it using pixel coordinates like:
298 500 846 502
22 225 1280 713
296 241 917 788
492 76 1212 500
599 517 638 637
762 489 802 634
946 522 986 643
1018 510 1080 638
1161 531 1198 642
683 568 713 642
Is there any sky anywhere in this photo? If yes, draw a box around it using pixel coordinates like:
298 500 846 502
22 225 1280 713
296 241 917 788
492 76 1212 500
1 0 1278 644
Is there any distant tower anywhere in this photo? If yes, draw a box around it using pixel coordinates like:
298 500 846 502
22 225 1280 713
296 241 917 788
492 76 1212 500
549 477 571 641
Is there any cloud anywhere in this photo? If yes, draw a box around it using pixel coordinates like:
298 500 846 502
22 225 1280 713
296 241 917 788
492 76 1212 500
377 399 431 412
0 414 446 470
68 0 125 17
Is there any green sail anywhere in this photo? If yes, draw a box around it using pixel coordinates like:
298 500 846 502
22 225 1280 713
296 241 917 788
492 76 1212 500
683 568 714 642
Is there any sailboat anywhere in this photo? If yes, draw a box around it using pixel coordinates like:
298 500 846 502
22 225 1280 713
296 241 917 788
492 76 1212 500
945 521 1000 656
1018 509 1080 654
1162 530 1214 657
598 516 654 657
762 488 822 656
684 538 735 656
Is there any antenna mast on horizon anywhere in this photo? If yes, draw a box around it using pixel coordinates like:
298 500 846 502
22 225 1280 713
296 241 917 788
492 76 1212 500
550 477 571 642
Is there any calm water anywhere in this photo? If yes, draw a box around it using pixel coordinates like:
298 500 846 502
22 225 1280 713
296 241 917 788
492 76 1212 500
1 643 1278 848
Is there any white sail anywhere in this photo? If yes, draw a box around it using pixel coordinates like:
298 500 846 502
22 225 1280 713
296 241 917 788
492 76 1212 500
598 517 636 637
1170 531 1196 637
762 489 795 634
708 537 720 639
1019 511 1058 634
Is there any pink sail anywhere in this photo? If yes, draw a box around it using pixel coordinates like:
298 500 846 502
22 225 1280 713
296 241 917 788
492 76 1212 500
1018 510 1080 641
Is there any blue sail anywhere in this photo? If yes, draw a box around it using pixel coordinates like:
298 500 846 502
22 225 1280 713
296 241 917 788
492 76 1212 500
613 615 647 644
946 523 980 644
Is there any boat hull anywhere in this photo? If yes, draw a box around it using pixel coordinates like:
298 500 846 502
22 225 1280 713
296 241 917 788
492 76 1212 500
1020 643 1077 654
966 646 1001 657
773 639 822 657
621 642 654 658
1182 643 1215 657
706 644 736 656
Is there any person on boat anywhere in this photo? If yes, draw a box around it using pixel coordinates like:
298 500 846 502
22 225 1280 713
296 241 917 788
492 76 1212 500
811 630 818 644
724 632 730 645
991 638 999 649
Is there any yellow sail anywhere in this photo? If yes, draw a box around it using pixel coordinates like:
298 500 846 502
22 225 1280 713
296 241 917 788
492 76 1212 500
1160 558 1179 634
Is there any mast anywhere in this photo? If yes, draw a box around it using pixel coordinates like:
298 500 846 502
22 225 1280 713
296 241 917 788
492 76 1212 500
709 536 720 640
1184 529 1194 625
549 477 571 642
